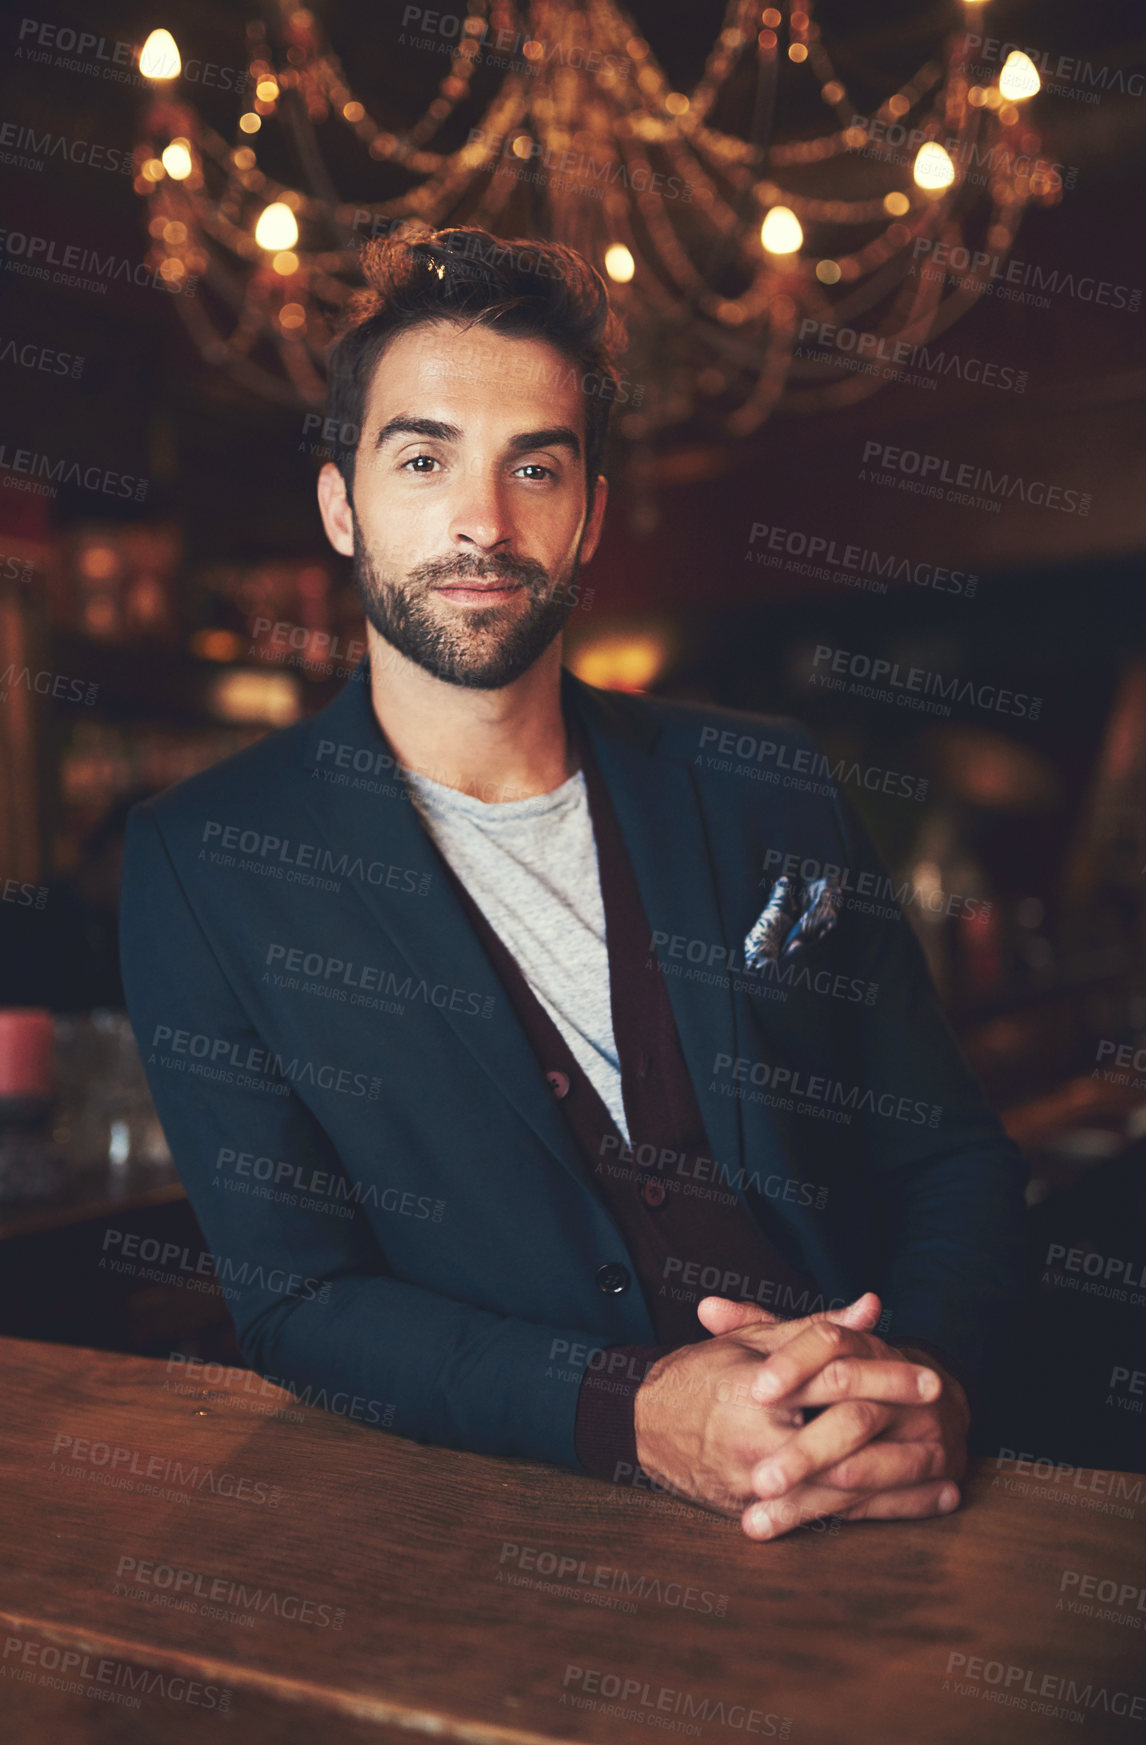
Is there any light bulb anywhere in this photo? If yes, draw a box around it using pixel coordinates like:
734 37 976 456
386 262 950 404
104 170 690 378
913 141 955 191
604 244 635 283
254 202 299 251
760 205 803 254
140 28 180 80
999 51 1040 101
160 138 193 179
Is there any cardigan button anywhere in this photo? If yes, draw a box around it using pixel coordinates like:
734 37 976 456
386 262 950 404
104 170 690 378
595 1262 631 1294
546 1070 570 1099
640 1177 667 1208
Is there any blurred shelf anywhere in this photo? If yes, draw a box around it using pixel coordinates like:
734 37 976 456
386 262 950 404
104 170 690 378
951 946 1129 1025
0 1163 185 1243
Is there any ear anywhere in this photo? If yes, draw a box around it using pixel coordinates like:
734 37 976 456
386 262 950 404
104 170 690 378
317 462 355 558
578 473 609 567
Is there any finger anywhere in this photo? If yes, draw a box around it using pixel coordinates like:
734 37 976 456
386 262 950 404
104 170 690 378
751 1398 895 1498
749 1320 872 1404
695 1297 779 1335
873 1403 961 1447
696 1290 882 1339
744 1476 961 1540
741 1481 856 1541
816 1436 949 1495
837 1480 961 1522
788 1358 941 1410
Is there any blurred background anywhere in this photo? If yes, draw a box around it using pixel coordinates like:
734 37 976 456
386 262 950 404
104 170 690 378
1 0 1144 1469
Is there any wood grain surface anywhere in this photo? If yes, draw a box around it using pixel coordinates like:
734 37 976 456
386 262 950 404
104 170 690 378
1 1335 1143 1745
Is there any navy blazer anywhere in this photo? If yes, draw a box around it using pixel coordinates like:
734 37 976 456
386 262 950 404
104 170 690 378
119 661 1027 1470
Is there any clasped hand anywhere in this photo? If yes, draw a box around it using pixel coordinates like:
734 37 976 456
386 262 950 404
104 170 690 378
632 1291 969 1541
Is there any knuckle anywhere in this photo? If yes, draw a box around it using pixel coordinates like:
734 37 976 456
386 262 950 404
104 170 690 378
926 1440 949 1480
816 1322 847 1354
821 1358 853 1396
848 1399 884 1437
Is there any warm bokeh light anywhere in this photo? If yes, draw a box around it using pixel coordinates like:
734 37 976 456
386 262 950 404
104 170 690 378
254 202 299 250
815 259 841 284
255 78 280 102
913 141 956 191
272 251 299 276
760 205 803 254
911 861 947 922
79 544 118 580
191 629 244 663
207 669 300 725
569 633 669 692
160 138 193 179
999 50 1041 101
239 113 262 134
604 244 635 283
883 190 911 216
139 28 180 80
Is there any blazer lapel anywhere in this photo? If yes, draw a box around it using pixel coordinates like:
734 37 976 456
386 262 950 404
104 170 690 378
297 668 594 1195
564 670 748 1191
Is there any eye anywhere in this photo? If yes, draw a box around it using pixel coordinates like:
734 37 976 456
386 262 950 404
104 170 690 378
514 463 555 480
401 454 441 472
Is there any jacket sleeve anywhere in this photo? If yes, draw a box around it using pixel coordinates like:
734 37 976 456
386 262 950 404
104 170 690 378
824 778 1029 1405
119 802 621 1471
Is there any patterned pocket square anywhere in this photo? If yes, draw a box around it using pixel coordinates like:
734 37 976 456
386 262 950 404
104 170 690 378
743 873 842 968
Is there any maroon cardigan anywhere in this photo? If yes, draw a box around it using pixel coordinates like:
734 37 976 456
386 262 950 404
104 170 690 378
426 708 820 1483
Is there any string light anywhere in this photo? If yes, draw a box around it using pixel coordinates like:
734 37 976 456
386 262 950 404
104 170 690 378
254 202 299 250
604 244 635 283
913 141 956 191
133 0 1056 445
159 138 193 179
139 28 181 80
760 206 803 253
999 51 1041 101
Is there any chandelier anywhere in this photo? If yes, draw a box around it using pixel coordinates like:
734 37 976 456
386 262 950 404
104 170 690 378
131 0 1057 449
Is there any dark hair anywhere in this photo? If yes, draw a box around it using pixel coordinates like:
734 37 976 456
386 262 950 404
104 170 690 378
325 224 625 502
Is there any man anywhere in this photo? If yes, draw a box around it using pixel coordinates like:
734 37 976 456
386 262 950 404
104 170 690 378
120 225 1027 1541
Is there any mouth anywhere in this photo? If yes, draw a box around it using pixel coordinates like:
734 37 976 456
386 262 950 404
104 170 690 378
432 580 526 605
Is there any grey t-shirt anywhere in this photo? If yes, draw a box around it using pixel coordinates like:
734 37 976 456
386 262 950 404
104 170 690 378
403 766 631 1146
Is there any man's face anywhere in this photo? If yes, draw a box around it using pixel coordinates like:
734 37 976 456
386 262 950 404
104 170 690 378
318 321 607 690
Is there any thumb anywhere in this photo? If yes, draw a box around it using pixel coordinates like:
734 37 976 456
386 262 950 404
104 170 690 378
696 1290 882 1339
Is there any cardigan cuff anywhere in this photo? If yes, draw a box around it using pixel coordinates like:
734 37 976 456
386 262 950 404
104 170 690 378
573 1344 671 1483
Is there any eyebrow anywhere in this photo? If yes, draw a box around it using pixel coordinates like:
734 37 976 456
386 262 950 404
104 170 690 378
373 417 581 460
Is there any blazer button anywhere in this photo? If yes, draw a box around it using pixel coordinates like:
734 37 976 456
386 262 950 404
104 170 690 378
640 1177 667 1208
595 1262 631 1294
546 1070 571 1099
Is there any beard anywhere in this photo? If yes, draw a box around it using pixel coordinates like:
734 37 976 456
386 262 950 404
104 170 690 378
351 508 581 690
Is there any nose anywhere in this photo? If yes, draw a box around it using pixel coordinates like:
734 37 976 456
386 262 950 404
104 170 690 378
449 462 514 555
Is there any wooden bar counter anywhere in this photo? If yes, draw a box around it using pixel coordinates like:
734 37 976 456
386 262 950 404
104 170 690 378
0 1336 1143 1744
